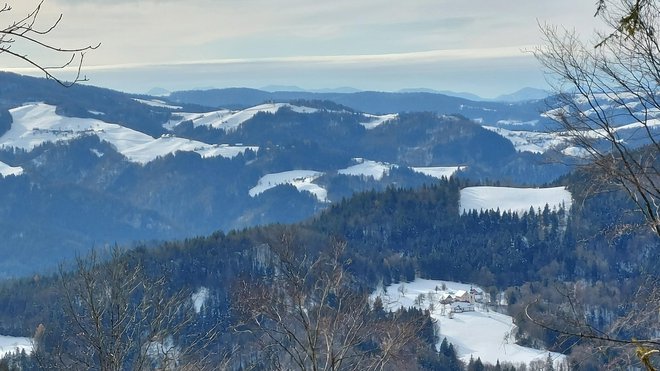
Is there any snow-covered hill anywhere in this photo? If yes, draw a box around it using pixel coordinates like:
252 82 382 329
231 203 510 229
411 166 465 179
2 103 257 165
164 103 318 132
372 279 566 368
248 160 468 201
460 186 572 215
359 113 398 129
338 158 394 180
483 126 567 154
249 170 327 202
0 161 22 177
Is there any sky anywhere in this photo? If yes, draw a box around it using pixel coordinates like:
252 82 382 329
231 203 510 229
1 0 603 98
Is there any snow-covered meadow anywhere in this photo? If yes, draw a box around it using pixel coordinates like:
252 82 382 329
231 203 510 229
133 98 182 110
249 160 467 201
359 113 398 129
411 166 465 179
0 161 23 177
372 279 566 368
248 170 328 202
460 186 572 215
338 158 394 180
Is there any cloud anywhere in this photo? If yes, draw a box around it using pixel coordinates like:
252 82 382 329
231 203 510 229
75 46 531 71
1 46 544 98
4 0 600 96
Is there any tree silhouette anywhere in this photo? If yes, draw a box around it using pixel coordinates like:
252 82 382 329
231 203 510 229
0 0 99 86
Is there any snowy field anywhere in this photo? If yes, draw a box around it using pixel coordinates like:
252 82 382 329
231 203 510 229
248 170 328 202
483 126 567 154
0 335 32 358
359 113 398 129
372 279 565 368
338 158 394 180
338 159 465 181
0 161 23 177
411 166 464 179
460 186 572 215
133 98 182 110
165 103 318 131
3 103 257 165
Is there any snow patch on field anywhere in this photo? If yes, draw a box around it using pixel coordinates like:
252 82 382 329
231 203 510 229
411 166 464 179
372 279 566 368
249 170 327 202
0 335 32 358
133 98 182 110
165 103 318 131
460 186 572 215
338 158 394 180
3 103 257 164
359 113 398 129
0 161 23 177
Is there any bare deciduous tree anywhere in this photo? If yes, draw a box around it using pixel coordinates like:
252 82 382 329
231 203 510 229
233 236 425 371
0 0 99 86
524 278 660 370
530 1 660 369
34 248 219 371
535 0 659 237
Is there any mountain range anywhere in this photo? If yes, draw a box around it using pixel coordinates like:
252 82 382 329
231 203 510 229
0 72 651 277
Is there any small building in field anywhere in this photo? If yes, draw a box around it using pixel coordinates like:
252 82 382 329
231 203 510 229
450 301 475 313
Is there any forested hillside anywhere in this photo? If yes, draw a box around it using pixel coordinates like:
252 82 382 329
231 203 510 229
0 169 655 369
0 73 574 278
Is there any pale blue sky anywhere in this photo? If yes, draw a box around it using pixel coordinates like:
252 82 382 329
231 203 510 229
2 0 602 97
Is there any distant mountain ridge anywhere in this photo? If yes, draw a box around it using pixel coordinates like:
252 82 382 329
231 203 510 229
494 87 550 102
168 88 555 126
247 86 549 102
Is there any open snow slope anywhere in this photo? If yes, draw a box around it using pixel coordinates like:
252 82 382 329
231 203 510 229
372 279 566 368
3 103 257 165
248 170 327 202
133 98 182 110
359 113 398 129
411 166 465 179
338 158 394 180
337 159 465 181
0 335 32 358
460 186 572 215
0 161 23 177
165 103 318 131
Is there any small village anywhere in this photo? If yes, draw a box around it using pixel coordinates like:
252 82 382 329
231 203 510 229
374 278 567 367
386 280 488 317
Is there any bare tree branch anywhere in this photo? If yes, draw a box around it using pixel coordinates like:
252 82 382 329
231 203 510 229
0 0 99 87
232 236 423 370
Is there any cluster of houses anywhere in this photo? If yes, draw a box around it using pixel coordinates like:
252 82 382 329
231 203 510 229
438 287 485 313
